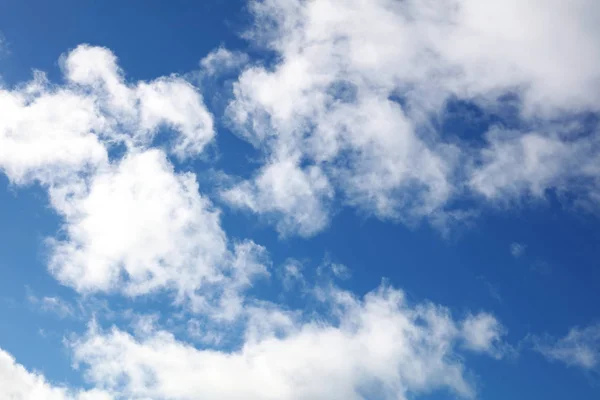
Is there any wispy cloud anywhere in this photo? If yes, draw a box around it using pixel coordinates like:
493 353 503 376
477 276 502 303
27 291 74 319
279 258 306 291
532 323 600 370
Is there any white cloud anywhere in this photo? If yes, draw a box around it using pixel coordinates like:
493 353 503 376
222 157 333 237
0 44 214 188
212 240 271 321
533 323 600 370
200 47 249 76
0 40 513 400
47 149 227 297
0 45 271 317
469 126 600 206
64 45 215 160
70 285 505 400
461 313 509 359
0 16 589 400
0 71 108 185
135 78 215 159
0 348 111 400
46 149 269 318
221 0 600 235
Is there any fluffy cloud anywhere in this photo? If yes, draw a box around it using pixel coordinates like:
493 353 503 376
222 158 333 236
45 148 270 316
200 47 249 76
221 0 600 236
0 4 592 398
0 71 108 185
0 44 214 187
70 285 505 400
47 149 224 295
64 45 215 160
0 348 111 400
533 323 600 370
469 125 600 209
0 45 270 317
461 313 509 358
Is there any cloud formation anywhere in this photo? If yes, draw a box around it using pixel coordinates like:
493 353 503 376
200 47 250 76
0 349 111 400
0 1 597 398
533 323 600 370
0 45 214 186
0 45 268 317
48 149 225 297
70 286 506 400
64 45 215 160
2 286 510 400
221 0 600 236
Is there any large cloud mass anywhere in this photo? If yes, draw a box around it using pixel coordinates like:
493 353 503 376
0 45 268 315
1 286 507 399
223 0 600 236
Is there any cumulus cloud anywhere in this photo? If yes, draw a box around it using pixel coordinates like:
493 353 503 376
533 323 600 370
0 44 214 187
0 5 587 398
0 71 108 185
220 0 600 236
70 285 506 400
47 149 223 296
222 158 333 236
0 45 272 318
0 348 111 400
45 148 270 316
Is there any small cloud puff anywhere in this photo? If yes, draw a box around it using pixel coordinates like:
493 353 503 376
510 242 527 258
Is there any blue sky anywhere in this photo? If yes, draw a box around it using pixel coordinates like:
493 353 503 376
1 1 600 399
